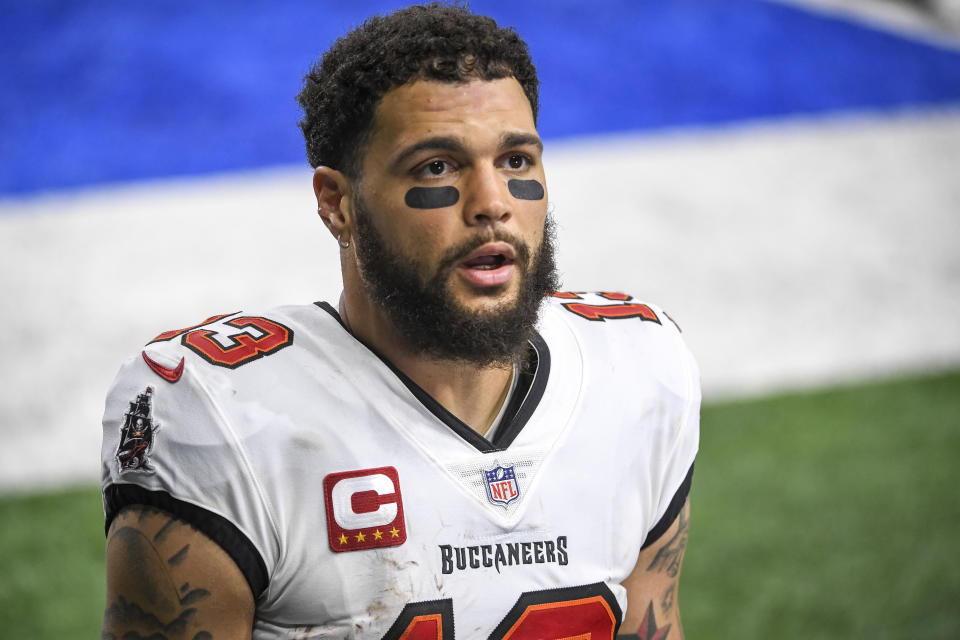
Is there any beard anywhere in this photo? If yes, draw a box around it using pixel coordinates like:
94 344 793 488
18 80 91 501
351 194 560 367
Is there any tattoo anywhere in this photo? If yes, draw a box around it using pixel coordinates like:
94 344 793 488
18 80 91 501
103 507 215 640
101 631 212 640
645 505 689 578
103 595 197 635
176 581 211 606
638 602 672 640
110 527 176 608
180 588 211 607
660 583 675 613
154 517 180 544
168 544 190 567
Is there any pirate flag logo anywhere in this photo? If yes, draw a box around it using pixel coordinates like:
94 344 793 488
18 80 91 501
117 387 159 472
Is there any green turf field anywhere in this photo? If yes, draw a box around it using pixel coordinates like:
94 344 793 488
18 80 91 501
1 370 958 638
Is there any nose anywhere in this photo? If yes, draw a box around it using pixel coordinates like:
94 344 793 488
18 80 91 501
461 165 510 227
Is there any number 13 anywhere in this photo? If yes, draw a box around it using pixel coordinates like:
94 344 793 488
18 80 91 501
381 583 622 639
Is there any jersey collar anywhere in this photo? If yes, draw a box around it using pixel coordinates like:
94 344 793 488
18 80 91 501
314 301 551 453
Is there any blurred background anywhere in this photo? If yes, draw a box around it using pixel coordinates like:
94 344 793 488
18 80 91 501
0 0 958 637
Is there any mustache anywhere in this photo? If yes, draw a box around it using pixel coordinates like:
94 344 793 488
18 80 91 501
437 228 532 273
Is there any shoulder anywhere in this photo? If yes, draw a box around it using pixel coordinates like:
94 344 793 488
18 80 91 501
100 303 344 587
541 290 698 400
103 301 345 453
118 301 348 384
542 291 689 355
542 293 701 522
138 303 328 368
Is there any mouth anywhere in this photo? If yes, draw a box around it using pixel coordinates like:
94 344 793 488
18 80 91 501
457 242 517 287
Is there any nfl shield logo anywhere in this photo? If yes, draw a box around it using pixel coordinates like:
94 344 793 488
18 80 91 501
484 464 520 507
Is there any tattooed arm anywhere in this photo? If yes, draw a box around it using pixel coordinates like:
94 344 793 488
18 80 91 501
101 505 255 640
619 498 690 639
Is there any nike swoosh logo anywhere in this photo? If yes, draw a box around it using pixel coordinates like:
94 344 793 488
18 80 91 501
142 351 185 383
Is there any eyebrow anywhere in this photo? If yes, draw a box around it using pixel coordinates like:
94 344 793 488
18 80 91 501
390 131 544 170
500 132 543 153
391 136 465 169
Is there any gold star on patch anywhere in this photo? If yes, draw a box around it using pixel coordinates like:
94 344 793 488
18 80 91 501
373 529 383 540
338 534 348 545
355 531 366 543
390 526 400 538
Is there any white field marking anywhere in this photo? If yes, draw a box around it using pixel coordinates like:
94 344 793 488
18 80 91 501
0 167 337 492
1 108 958 492
767 0 960 47
547 106 960 398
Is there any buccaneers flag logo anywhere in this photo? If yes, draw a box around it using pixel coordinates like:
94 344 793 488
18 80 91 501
116 387 159 472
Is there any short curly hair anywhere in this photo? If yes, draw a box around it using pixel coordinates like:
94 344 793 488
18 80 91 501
297 2 539 178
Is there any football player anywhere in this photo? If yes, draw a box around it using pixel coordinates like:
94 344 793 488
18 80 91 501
100 4 699 638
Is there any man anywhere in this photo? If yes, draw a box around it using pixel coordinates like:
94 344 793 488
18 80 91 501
100 4 699 638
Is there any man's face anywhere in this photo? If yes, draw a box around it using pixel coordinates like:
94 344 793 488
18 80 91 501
350 78 558 365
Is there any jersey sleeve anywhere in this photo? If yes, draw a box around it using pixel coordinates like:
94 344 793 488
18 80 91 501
100 346 275 598
640 328 700 549
545 293 701 551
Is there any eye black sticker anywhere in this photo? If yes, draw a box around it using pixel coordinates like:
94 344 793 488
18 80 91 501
508 179 545 201
405 186 460 209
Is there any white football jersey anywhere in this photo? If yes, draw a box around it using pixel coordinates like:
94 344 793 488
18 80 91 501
101 292 700 639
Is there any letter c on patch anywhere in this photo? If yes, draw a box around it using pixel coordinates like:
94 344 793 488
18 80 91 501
330 473 398 529
322 466 407 552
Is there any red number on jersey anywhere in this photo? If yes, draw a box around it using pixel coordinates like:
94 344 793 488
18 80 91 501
554 291 661 324
598 292 632 301
492 584 619 640
381 600 453 640
183 316 294 368
381 583 621 639
562 302 660 324
148 313 235 344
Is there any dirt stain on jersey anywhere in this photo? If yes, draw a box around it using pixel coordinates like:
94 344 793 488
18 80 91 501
290 433 326 451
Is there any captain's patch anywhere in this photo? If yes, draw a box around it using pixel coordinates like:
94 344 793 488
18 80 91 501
323 466 407 552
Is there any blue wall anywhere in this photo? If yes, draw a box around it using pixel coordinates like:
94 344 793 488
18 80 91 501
2 0 958 195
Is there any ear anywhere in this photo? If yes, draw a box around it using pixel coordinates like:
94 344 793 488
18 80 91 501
313 166 353 243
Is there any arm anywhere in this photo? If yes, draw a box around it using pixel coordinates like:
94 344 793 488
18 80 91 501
619 498 690 639
101 505 255 640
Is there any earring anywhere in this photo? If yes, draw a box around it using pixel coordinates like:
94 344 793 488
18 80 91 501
338 235 350 249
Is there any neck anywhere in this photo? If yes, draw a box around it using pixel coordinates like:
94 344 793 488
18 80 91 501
338 289 515 435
